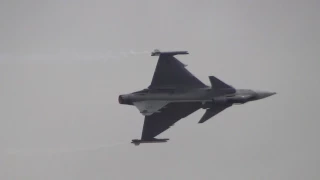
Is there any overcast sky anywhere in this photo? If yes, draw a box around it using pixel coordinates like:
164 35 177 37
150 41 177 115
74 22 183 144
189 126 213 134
1 0 319 179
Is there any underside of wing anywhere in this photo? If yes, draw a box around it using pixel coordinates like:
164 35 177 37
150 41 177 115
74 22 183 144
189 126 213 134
198 104 231 123
140 102 202 140
149 54 207 89
133 100 169 116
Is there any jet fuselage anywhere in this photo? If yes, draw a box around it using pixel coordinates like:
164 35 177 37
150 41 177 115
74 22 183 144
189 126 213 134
119 88 275 107
119 49 276 144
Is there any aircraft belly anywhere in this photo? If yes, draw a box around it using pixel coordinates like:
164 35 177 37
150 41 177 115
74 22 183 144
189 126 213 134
131 93 209 102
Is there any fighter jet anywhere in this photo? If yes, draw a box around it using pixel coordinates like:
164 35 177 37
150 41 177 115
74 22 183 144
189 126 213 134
119 49 276 145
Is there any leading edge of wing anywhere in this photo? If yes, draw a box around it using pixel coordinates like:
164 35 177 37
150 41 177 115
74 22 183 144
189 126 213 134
140 102 202 140
148 54 207 89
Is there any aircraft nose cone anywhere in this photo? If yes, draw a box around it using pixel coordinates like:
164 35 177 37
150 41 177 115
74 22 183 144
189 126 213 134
256 91 276 99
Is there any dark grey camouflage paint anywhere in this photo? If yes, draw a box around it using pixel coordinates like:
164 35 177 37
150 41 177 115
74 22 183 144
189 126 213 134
119 50 276 145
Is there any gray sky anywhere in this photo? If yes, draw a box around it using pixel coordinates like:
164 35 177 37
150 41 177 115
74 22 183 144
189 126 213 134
1 0 319 179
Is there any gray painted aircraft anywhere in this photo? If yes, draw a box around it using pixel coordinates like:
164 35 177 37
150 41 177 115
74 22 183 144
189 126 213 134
118 49 276 145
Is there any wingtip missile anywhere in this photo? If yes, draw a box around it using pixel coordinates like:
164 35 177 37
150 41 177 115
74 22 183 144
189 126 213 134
131 138 169 146
151 49 189 56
